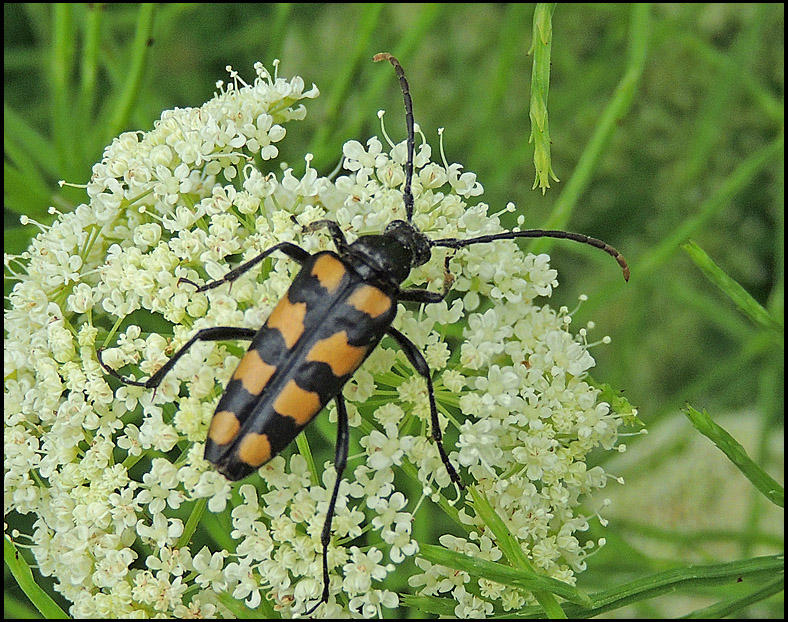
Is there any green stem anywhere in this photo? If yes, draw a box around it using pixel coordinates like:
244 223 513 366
106 3 156 138
50 3 75 175
78 3 102 161
308 3 385 168
583 133 784 316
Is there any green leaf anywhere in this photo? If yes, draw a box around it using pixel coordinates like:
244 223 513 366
584 554 784 617
681 575 784 618
419 543 593 608
468 486 574 617
683 405 784 507
585 379 642 426
176 497 208 549
683 240 783 334
4 536 69 619
399 593 458 617
215 589 278 619
513 554 784 618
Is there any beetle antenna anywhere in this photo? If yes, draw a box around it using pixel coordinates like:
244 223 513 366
432 229 630 281
374 52 415 223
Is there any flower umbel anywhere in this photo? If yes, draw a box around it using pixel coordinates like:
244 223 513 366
4 60 631 618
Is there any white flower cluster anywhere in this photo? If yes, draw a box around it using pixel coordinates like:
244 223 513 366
4 61 628 618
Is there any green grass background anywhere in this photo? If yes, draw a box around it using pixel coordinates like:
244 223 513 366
4 3 783 618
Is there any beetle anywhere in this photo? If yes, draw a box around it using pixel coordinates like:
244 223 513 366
98 52 629 614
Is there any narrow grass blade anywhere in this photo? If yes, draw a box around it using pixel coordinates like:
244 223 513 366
468 486 533 569
176 497 208 549
200 507 237 553
679 33 783 125
4 161 53 219
583 133 784 316
678 6 766 186
513 554 784 618
419 543 592 608
215 589 277 619
104 3 156 139
295 432 319 486
50 4 76 174
683 405 783 507
3 102 60 178
683 240 783 334
399 594 458 617
4 536 68 619
467 486 590 615
327 4 445 168
77 3 102 161
586 554 784 616
681 574 784 618
307 3 385 167
636 134 784 279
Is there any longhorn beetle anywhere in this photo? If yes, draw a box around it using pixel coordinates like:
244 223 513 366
98 53 629 614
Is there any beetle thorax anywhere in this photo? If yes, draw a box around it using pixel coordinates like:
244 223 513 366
347 220 432 285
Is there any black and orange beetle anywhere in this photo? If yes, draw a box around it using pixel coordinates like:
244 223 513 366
98 53 629 613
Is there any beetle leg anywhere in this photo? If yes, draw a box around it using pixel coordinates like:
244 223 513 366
179 241 310 292
398 253 455 303
386 327 464 488
97 326 257 388
302 219 349 253
305 393 350 616
397 288 446 304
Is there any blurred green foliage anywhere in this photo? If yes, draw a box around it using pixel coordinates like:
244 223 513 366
4 3 783 618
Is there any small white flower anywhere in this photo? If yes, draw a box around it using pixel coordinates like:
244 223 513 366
192 546 228 590
370 491 411 531
136 513 184 549
347 464 395 507
193 470 234 513
349 588 399 618
66 282 95 313
381 521 419 563
373 402 405 427
342 546 389 595
224 559 263 608
138 410 180 453
132 222 162 249
361 426 414 470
